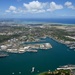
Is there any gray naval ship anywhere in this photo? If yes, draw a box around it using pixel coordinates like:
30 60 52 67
0 52 9 58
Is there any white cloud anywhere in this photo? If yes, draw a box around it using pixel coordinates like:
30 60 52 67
37 9 45 13
68 6 75 9
47 2 63 11
9 6 16 11
5 10 10 13
6 1 46 14
5 6 24 14
65 1 75 9
5 1 72 14
23 1 46 13
23 1 43 10
65 1 72 6
6 6 17 13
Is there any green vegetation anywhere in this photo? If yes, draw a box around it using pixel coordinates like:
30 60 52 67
0 34 20 43
50 28 75 41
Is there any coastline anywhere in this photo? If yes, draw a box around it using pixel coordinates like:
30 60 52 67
15 22 75 26
0 18 75 25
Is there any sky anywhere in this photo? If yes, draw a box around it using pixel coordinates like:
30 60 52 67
0 0 75 18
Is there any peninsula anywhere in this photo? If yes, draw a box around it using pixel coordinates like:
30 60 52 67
0 21 75 55
38 65 75 75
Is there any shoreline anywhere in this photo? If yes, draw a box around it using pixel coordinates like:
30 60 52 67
48 37 74 50
14 22 75 26
0 19 75 26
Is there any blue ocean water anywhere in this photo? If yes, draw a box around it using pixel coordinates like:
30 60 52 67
14 18 75 24
0 18 75 24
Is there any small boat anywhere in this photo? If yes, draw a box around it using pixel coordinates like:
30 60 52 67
31 67 35 73
19 72 21 74
37 70 39 72
12 72 14 74
49 70 50 71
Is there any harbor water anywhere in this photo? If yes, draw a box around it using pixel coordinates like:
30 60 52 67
0 37 75 75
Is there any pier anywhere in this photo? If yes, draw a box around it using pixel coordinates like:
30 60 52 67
57 65 75 70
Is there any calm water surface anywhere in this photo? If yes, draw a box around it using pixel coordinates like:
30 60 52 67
0 37 75 75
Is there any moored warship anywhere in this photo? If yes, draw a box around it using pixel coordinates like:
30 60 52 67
0 53 9 58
